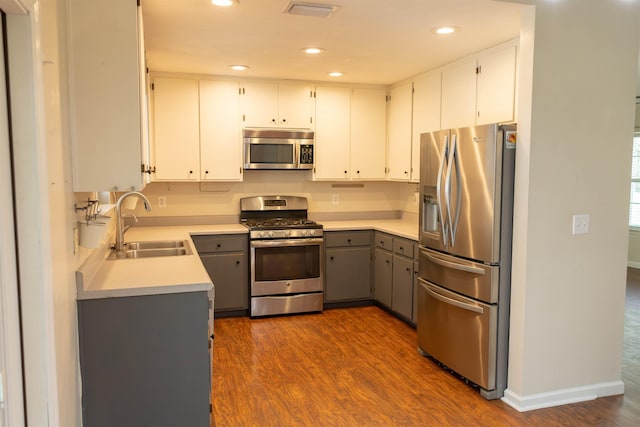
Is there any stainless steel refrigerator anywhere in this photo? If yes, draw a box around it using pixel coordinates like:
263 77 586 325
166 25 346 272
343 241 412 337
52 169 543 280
417 123 516 399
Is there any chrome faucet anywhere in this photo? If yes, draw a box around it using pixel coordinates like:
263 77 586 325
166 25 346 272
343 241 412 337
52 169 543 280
114 191 152 252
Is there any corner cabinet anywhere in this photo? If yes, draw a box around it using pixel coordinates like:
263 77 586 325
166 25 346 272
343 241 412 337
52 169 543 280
77 292 212 426
68 0 146 191
387 82 413 181
324 231 372 303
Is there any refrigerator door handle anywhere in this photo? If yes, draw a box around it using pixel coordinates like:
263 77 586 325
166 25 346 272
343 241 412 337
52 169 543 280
421 249 486 276
444 134 456 245
419 278 484 314
449 134 462 246
437 134 449 246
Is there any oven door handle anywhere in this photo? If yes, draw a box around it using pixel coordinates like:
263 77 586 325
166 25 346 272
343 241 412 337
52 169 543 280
251 238 324 248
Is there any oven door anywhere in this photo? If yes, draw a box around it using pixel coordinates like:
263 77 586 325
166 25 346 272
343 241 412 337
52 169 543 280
250 237 323 296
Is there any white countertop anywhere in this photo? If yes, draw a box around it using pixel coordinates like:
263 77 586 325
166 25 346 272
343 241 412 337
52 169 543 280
76 224 248 300
320 219 418 241
76 219 417 300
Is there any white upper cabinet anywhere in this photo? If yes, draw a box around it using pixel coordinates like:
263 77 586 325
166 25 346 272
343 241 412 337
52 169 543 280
240 81 314 128
314 86 351 180
68 0 144 191
151 77 200 181
314 86 387 181
441 57 477 130
441 42 517 129
476 45 517 125
412 70 442 183
387 82 413 181
199 80 242 181
350 88 387 180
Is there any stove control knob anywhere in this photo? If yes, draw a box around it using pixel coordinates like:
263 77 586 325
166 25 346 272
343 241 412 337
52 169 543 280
285 230 291 237
268 231 275 238
259 231 266 238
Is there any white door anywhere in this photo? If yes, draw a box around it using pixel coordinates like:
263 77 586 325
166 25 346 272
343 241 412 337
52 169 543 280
350 88 386 180
199 80 242 181
0 10 24 427
152 77 200 180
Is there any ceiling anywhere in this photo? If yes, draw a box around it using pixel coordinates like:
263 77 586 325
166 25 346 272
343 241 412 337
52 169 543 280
141 0 524 86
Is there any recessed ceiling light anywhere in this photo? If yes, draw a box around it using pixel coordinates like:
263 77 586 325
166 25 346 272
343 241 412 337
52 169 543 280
212 0 234 6
433 26 458 35
303 47 325 55
229 65 249 71
328 72 342 77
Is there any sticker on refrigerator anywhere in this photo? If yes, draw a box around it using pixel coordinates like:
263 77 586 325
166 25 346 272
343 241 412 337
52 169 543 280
505 131 517 149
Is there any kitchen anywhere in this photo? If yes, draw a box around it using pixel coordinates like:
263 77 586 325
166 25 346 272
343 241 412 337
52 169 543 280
0 1 639 426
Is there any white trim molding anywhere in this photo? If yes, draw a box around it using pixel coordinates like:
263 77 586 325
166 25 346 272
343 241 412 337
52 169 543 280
502 381 625 412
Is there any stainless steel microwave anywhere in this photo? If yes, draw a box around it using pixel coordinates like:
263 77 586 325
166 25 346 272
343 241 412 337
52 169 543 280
243 128 314 170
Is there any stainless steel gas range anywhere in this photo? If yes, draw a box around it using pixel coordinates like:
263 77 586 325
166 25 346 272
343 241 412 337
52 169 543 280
240 196 323 317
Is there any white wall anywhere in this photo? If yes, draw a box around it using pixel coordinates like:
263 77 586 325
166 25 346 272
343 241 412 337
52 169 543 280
133 175 419 218
505 0 639 410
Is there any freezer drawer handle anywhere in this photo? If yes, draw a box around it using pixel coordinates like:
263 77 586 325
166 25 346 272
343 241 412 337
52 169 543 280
419 279 483 314
422 250 485 276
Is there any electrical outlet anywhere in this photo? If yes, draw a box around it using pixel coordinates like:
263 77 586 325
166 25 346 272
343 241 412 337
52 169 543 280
332 194 339 205
572 214 590 235
158 196 167 208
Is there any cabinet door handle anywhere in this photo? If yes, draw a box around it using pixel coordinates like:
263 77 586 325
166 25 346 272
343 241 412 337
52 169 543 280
330 256 334 261
347 239 351 243
235 260 240 265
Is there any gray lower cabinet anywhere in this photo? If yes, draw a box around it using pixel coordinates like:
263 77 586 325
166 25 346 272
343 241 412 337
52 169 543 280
77 291 211 427
373 231 418 322
324 230 372 302
373 232 393 307
192 234 248 314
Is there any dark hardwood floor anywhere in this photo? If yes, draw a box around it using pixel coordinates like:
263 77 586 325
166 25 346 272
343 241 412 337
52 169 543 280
211 271 640 426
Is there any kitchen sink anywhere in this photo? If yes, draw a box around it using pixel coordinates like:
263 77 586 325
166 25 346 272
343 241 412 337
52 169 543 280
124 240 188 250
107 240 193 260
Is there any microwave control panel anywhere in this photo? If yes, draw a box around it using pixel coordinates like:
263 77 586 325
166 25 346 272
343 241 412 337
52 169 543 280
300 144 314 165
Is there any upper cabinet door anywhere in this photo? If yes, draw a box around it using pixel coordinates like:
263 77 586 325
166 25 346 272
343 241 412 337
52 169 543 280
441 57 477 130
350 88 387 180
151 77 200 181
68 0 143 191
239 81 279 127
314 86 351 180
476 45 517 125
278 83 315 129
239 81 314 128
199 80 242 181
387 82 413 181
412 70 442 183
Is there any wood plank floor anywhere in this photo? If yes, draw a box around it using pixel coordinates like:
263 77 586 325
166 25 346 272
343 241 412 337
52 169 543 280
211 271 640 426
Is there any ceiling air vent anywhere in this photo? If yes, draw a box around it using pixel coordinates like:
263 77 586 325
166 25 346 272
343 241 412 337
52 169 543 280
284 2 339 18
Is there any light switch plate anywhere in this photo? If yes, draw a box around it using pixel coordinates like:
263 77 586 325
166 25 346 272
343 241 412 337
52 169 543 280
572 214 590 235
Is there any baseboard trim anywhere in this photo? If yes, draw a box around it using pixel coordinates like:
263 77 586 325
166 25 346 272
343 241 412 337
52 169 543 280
501 381 625 412
627 261 640 269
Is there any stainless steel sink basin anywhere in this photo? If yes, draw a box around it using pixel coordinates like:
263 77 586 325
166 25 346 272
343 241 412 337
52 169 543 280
125 240 187 250
107 240 192 260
